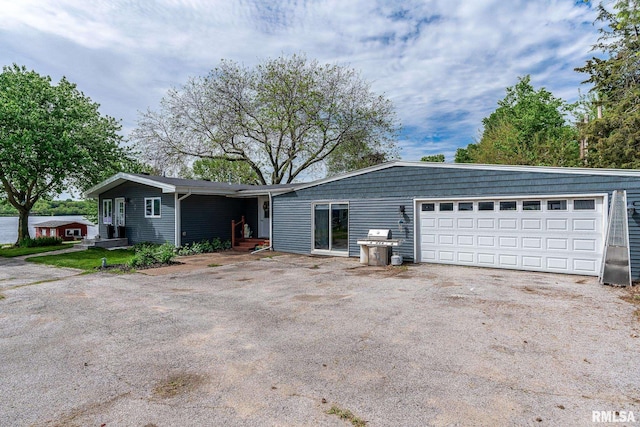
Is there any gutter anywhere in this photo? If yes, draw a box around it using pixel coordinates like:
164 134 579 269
174 191 192 247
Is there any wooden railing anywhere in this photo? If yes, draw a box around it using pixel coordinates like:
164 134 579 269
231 216 245 248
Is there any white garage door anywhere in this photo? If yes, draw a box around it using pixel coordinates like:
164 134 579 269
418 196 606 276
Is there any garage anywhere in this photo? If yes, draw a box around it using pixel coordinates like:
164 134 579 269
417 195 607 275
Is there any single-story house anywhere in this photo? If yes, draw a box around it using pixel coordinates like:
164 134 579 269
85 161 640 280
84 173 293 246
34 220 89 241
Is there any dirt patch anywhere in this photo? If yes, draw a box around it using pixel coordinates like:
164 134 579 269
142 251 284 276
152 373 205 398
620 286 640 323
346 264 413 278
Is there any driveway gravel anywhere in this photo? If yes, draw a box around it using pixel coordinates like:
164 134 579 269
0 253 638 426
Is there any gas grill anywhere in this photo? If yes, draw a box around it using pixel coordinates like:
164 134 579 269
356 229 401 266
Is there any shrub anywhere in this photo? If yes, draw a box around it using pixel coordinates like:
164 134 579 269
175 238 232 256
18 236 63 248
128 242 176 268
155 243 176 264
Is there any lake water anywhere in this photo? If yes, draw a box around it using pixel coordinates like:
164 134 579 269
0 215 98 244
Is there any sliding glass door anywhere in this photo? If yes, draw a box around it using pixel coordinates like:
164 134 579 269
313 203 349 255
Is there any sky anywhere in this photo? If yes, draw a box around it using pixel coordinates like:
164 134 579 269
0 0 604 166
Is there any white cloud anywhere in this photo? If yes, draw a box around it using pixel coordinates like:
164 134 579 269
0 0 601 163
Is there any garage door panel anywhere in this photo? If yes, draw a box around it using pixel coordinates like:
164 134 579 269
499 254 518 266
422 218 436 228
457 218 474 228
438 251 455 261
422 234 436 244
522 256 542 268
438 218 454 228
547 238 568 250
419 196 604 276
498 218 518 230
574 259 597 273
546 258 568 270
478 219 495 229
477 253 496 265
458 235 474 245
573 219 596 231
439 234 454 245
499 236 518 248
573 239 596 252
522 218 542 230
546 219 568 230
522 237 542 249
457 252 474 263
422 250 436 260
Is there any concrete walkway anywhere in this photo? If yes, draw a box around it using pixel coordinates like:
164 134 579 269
0 249 83 291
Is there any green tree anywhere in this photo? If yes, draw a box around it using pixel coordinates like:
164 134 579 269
0 65 128 243
184 158 260 184
575 0 640 168
420 154 445 162
455 76 580 166
133 54 400 184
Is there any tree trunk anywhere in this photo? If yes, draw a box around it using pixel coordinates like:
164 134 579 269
16 209 31 245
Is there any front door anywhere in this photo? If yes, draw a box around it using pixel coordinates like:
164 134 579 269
258 196 270 238
114 198 125 237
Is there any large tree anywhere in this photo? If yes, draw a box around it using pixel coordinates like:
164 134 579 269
0 65 128 243
575 0 640 168
133 54 400 184
455 76 580 166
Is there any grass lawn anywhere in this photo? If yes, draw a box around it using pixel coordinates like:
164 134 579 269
26 247 135 271
0 241 79 258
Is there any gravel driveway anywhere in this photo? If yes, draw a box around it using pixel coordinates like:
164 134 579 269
1 253 638 426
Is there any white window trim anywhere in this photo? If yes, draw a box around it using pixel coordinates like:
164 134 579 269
311 201 349 256
145 197 162 218
102 199 113 225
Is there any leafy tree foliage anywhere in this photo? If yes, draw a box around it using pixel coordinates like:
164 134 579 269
182 158 260 184
575 0 640 168
133 54 400 184
0 65 128 243
420 154 445 162
455 76 580 166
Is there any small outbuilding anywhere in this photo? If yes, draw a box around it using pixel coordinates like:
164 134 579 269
34 220 89 241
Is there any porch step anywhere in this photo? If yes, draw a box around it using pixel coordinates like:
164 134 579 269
233 238 270 251
79 238 129 249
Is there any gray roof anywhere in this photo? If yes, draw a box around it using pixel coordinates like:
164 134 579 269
33 220 90 228
84 172 297 198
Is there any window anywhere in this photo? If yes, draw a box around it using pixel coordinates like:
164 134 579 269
500 201 517 211
145 197 161 218
574 199 595 210
421 203 435 212
547 200 567 211
478 201 494 211
439 202 454 211
458 202 473 211
65 229 81 237
102 199 113 224
313 203 348 254
523 200 541 211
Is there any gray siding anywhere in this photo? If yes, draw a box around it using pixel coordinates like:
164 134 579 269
180 195 257 245
274 165 640 278
100 182 175 245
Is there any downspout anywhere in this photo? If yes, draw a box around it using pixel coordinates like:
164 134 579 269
174 192 192 247
251 191 273 254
